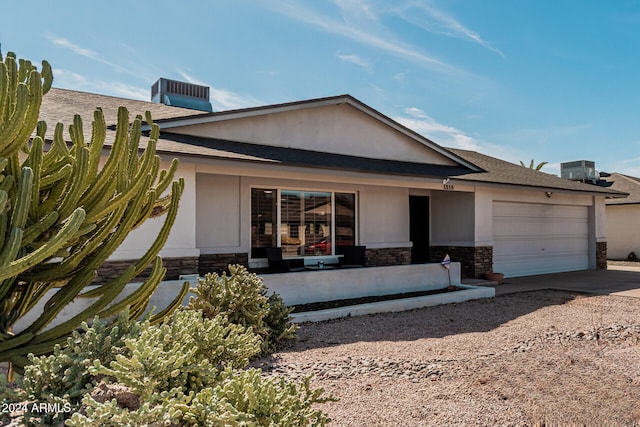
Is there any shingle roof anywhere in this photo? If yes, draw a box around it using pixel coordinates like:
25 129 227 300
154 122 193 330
448 148 627 197
605 173 640 204
39 88 207 141
37 87 628 198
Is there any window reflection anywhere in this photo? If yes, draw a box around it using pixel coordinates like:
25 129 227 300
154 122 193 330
251 189 356 259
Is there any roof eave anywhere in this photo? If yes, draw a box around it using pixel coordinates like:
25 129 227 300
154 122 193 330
451 177 630 198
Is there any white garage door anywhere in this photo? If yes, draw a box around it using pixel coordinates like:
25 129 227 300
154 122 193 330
493 202 590 277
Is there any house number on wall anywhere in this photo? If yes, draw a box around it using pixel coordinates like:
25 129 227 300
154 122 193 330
443 183 454 191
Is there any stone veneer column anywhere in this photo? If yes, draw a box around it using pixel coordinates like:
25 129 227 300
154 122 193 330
198 253 249 276
94 256 199 285
596 241 607 270
430 246 493 279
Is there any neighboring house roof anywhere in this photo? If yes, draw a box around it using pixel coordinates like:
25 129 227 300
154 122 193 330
449 149 628 197
605 173 640 204
38 87 628 198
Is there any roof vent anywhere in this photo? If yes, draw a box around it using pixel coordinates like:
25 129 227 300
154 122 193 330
151 78 213 112
561 160 613 187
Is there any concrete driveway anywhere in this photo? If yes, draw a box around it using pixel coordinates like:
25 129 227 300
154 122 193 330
493 265 640 298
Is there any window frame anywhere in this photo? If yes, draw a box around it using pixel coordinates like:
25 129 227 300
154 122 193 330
250 186 357 261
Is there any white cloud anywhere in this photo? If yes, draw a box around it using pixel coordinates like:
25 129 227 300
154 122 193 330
47 34 157 84
52 68 148 100
605 157 640 177
390 3 505 58
336 52 372 72
176 68 262 110
395 107 480 151
394 106 546 170
264 0 466 77
209 86 263 111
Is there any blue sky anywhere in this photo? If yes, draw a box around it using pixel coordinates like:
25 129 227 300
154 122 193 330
2 1 640 176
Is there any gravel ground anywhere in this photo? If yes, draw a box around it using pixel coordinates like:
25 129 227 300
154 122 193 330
254 290 640 426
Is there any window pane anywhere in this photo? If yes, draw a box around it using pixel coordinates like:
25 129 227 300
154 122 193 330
302 192 332 257
282 191 332 257
280 191 302 257
251 188 277 258
335 193 356 254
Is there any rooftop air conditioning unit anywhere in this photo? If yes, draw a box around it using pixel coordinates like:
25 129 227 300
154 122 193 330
560 160 596 181
560 160 614 187
151 78 213 112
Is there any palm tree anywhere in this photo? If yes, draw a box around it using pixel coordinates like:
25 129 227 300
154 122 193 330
520 159 548 171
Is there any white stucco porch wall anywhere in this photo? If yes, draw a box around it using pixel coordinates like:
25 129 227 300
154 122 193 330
606 204 640 259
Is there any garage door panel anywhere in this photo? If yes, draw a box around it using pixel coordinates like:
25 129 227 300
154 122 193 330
493 202 590 277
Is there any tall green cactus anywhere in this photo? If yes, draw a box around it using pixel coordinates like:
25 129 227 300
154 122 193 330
0 51 189 375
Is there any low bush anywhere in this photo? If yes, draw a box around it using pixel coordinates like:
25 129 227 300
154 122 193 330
187 264 297 353
21 312 142 426
65 309 332 426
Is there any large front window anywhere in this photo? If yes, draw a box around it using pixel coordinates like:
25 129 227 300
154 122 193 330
251 188 356 259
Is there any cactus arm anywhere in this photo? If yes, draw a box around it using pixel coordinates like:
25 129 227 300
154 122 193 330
26 137 43 220
0 332 34 353
149 281 189 325
82 107 129 205
0 227 23 271
87 108 106 179
10 167 33 229
21 211 59 247
127 179 183 276
154 158 179 198
38 162 72 190
0 72 43 158
0 207 85 281
96 256 165 319
56 147 89 220
40 60 52 94
69 114 86 148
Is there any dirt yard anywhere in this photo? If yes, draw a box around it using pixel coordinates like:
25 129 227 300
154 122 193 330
255 290 640 426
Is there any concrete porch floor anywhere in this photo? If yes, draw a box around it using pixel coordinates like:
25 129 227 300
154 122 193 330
466 265 640 298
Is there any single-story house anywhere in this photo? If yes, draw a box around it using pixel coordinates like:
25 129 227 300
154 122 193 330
605 173 640 260
39 86 627 283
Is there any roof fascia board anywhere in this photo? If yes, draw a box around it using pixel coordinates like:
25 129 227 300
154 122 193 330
449 177 629 198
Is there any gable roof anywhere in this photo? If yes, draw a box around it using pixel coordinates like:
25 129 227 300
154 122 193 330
38 87 628 198
449 149 628 197
605 173 640 204
148 94 483 172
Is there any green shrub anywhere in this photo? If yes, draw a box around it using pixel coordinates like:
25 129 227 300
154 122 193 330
187 264 298 353
91 309 261 398
67 369 333 427
65 310 332 427
21 312 142 426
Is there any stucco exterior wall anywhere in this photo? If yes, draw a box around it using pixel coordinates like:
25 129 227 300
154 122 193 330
606 204 640 259
196 173 242 252
430 190 475 245
359 186 411 249
190 170 413 268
